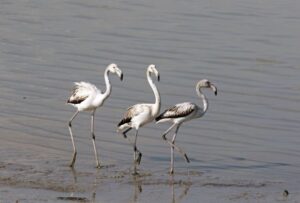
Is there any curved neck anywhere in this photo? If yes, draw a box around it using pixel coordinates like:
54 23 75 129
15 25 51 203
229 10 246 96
147 71 160 115
103 68 112 99
196 87 208 116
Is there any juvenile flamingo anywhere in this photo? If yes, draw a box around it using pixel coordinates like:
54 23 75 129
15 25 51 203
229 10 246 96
67 63 123 168
156 79 217 174
117 64 160 175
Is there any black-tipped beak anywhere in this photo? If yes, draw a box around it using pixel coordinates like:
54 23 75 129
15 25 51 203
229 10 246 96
211 84 217 96
157 74 160 81
120 73 123 81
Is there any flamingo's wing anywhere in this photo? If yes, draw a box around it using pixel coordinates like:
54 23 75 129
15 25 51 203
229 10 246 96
118 104 148 127
156 102 196 121
67 82 99 104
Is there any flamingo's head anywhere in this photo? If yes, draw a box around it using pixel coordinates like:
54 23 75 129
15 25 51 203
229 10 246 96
107 63 123 81
197 79 217 96
147 64 160 81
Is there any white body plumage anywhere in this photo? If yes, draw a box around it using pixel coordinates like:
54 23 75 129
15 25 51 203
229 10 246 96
66 63 123 168
117 64 160 175
68 82 105 111
117 64 161 132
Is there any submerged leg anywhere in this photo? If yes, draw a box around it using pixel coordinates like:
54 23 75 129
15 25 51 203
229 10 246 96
122 127 142 172
68 111 79 168
133 130 142 175
91 111 101 168
170 126 179 174
134 131 142 166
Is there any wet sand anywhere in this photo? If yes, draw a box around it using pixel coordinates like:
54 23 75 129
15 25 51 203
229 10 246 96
0 156 299 203
1 0 300 202
0 140 299 202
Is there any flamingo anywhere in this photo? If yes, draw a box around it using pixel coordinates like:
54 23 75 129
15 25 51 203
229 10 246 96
67 63 123 168
117 64 160 175
155 79 217 174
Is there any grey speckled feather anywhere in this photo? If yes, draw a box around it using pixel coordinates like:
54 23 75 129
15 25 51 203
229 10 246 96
156 102 196 121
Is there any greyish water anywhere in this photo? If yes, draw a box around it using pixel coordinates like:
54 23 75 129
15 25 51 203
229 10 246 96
0 0 300 202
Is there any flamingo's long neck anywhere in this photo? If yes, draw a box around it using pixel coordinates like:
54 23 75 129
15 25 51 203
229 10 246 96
103 68 112 100
147 71 161 117
196 87 208 116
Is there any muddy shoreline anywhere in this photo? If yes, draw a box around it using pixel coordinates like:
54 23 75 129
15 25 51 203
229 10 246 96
0 157 298 203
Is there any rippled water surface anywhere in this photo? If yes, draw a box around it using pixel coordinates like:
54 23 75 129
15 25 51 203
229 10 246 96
0 0 300 202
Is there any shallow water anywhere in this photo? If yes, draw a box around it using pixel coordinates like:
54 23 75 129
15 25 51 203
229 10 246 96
0 0 300 202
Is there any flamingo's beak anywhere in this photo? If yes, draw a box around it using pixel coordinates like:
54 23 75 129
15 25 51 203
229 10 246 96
210 84 217 96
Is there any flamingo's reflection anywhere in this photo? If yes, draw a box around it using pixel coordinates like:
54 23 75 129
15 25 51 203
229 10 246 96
131 175 143 203
170 175 191 203
130 173 191 203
